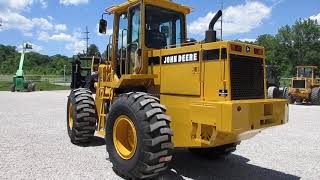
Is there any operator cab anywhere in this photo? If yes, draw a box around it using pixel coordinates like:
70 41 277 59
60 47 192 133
296 66 317 78
99 0 190 77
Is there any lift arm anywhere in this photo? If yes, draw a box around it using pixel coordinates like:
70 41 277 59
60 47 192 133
16 43 32 77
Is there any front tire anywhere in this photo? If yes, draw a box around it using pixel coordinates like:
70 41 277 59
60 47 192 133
10 84 16 92
268 86 279 99
106 92 173 179
67 88 97 144
311 87 320 105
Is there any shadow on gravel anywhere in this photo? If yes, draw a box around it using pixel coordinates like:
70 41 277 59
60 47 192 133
157 149 300 180
77 136 106 147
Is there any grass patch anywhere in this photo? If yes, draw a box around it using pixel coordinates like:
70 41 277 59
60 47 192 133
0 81 69 91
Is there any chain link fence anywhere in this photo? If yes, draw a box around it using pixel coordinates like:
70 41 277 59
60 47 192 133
0 75 71 84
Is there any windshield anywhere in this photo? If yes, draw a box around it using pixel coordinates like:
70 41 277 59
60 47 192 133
297 67 313 78
145 5 184 49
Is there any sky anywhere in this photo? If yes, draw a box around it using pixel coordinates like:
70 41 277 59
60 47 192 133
0 0 319 57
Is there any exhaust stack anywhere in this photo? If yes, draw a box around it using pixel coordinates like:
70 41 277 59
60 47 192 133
205 10 222 43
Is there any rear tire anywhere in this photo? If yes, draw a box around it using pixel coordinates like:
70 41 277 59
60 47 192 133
10 84 16 92
189 143 238 159
311 87 320 105
67 88 97 144
282 87 289 99
27 83 36 92
268 86 279 98
106 92 173 179
288 95 295 104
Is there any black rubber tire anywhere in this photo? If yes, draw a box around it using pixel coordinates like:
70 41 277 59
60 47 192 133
268 86 279 99
27 83 36 92
10 84 16 92
67 88 97 144
282 87 289 99
311 87 320 105
106 92 173 179
189 143 238 159
288 95 295 104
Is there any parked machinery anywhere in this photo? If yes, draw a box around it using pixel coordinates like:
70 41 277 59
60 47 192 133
70 54 101 93
66 0 289 179
11 43 36 92
266 65 288 99
287 66 320 104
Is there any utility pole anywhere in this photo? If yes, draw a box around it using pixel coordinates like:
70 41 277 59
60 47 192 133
82 26 90 55
64 65 66 83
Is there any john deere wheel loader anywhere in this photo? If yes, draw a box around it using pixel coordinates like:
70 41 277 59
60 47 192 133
287 66 320 104
66 0 288 179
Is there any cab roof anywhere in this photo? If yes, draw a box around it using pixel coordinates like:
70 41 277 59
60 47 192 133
106 0 191 14
296 66 318 69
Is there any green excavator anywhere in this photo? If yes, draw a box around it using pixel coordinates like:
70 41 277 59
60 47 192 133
11 43 36 92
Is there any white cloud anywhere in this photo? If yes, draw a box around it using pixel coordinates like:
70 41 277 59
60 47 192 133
47 16 54 21
188 1 272 37
66 40 86 54
50 33 74 41
310 13 320 22
32 18 53 30
0 0 67 37
38 31 50 41
238 38 256 42
55 24 67 32
0 0 34 11
39 0 48 9
0 10 33 33
38 32 74 41
59 0 89 6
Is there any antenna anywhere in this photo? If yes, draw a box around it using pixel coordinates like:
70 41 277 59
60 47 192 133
82 26 90 55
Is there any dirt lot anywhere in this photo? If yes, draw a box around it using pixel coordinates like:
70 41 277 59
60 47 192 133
0 91 319 180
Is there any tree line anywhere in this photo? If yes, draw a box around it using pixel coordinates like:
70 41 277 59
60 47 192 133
0 44 101 75
250 18 320 78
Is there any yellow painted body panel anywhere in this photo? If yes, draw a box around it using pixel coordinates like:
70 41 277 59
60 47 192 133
161 63 200 95
161 94 288 147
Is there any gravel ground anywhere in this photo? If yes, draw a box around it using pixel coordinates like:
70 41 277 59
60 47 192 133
0 91 319 180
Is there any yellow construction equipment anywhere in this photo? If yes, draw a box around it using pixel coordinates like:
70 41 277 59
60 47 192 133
66 0 289 179
287 66 320 104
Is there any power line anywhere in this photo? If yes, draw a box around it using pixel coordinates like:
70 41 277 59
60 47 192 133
82 26 90 55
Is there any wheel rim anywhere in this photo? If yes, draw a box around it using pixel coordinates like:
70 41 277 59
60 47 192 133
113 115 137 160
68 103 74 129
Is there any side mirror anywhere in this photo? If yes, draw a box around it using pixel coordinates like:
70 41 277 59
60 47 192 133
99 19 107 34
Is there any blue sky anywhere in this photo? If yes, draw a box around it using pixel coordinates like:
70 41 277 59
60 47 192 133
0 0 319 57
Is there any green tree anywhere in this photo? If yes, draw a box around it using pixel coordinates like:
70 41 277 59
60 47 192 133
87 44 100 56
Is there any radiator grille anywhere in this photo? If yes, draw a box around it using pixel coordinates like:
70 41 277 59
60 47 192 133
230 55 265 100
292 80 305 88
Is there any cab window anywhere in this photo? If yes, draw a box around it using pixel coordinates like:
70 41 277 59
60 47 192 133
145 5 184 49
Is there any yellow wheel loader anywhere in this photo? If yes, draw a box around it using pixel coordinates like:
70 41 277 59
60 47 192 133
288 66 320 104
66 0 289 179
